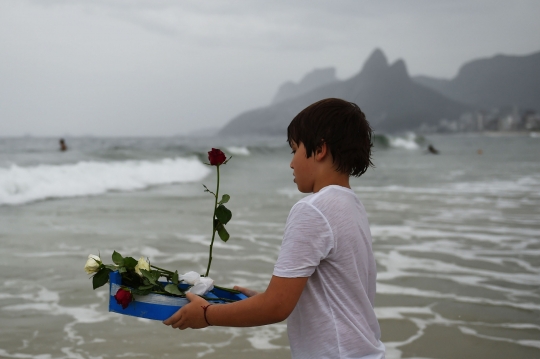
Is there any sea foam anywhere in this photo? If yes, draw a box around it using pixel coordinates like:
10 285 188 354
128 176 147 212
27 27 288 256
0 157 210 205
225 146 251 156
373 132 422 150
388 133 420 150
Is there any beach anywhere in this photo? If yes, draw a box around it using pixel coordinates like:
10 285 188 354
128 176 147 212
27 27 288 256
0 133 539 358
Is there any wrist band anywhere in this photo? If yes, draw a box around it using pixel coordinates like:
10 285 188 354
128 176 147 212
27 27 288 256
201 304 213 326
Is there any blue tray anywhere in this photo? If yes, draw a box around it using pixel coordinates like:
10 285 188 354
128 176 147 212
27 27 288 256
108 271 247 321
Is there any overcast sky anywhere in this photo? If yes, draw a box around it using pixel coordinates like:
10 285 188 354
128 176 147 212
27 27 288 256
1 0 539 137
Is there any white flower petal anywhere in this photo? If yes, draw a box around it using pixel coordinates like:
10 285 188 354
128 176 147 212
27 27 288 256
135 257 150 276
187 277 214 295
180 271 201 285
84 254 101 274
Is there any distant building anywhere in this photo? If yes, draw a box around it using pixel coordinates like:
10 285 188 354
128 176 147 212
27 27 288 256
437 118 459 132
421 107 539 134
524 111 540 130
471 107 532 132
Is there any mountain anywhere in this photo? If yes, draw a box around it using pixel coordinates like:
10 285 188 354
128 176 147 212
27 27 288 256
219 49 470 136
413 51 540 111
271 67 337 104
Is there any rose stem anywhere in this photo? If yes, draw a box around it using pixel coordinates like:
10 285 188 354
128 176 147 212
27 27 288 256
205 164 220 277
150 265 174 274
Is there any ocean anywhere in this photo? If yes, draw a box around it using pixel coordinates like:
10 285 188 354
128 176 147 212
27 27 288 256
0 133 539 359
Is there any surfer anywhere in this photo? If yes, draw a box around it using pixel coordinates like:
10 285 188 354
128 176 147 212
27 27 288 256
427 144 439 154
59 138 67 152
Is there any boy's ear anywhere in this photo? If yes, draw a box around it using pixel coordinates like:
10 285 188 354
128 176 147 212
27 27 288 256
314 141 328 161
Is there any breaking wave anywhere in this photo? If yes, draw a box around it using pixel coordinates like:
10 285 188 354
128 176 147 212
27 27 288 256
0 157 210 206
373 132 425 150
225 146 251 156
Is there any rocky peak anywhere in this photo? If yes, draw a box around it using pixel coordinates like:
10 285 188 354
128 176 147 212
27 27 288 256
359 48 389 77
271 67 337 104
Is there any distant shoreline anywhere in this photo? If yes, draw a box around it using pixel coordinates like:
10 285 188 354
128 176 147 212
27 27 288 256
1 131 539 139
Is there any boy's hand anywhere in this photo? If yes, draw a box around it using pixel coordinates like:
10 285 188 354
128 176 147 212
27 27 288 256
163 292 209 330
233 286 259 298
164 276 308 328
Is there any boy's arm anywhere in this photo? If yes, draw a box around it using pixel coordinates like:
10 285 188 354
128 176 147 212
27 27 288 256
163 275 308 330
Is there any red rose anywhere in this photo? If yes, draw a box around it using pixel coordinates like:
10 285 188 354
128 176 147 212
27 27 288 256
208 148 226 166
114 288 133 309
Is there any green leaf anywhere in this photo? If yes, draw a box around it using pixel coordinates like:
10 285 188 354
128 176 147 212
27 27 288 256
138 284 155 290
172 271 179 285
140 269 160 284
215 204 232 225
216 222 230 242
105 264 118 271
92 268 111 289
120 272 143 288
130 287 152 296
118 267 127 274
218 194 230 204
123 257 138 270
140 269 156 284
164 284 183 295
112 251 124 266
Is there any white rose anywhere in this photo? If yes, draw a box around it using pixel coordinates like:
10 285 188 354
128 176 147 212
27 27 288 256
84 254 101 274
188 277 214 296
134 257 150 276
180 271 201 285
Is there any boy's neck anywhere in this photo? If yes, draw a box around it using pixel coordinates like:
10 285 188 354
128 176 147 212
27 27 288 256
310 142 351 193
313 172 350 193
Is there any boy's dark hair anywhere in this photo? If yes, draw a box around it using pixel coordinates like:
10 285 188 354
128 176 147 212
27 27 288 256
287 98 374 177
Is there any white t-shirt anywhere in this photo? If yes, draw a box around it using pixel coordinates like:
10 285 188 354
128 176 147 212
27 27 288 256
273 185 385 359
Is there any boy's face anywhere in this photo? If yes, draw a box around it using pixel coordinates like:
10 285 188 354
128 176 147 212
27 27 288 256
289 141 316 193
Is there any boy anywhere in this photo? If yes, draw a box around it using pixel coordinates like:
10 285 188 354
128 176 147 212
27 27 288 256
164 98 386 359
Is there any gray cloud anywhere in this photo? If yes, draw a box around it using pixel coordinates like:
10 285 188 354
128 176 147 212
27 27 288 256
1 0 540 136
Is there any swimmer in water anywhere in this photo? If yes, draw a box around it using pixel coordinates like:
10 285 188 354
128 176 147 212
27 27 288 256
59 138 67 152
427 144 439 154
